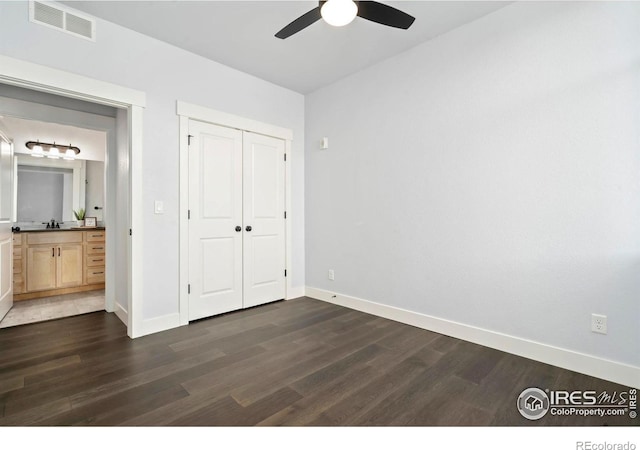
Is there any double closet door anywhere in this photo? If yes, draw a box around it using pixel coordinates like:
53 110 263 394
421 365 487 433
188 120 286 321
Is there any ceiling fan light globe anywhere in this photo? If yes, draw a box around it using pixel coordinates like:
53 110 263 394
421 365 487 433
321 0 358 27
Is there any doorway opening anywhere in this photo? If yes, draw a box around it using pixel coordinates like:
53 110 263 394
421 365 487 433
0 111 109 328
0 55 144 337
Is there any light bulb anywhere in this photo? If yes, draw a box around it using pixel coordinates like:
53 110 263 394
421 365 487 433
64 148 75 160
48 146 60 159
321 0 358 27
32 144 44 158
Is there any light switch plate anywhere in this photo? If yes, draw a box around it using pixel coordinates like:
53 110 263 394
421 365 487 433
154 200 164 214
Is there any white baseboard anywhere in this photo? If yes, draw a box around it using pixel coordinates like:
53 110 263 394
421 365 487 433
114 303 128 327
305 286 640 389
286 285 306 300
140 312 182 338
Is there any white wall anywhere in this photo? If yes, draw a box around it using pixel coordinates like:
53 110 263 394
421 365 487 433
85 160 104 223
0 1 305 322
305 1 640 368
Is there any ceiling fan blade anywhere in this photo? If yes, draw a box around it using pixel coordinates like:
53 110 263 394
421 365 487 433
275 6 322 39
356 1 415 29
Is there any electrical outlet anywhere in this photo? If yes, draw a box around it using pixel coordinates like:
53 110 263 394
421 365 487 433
328 269 334 281
591 314 607 335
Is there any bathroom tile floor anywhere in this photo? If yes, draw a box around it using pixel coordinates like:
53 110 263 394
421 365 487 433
0 290 105 328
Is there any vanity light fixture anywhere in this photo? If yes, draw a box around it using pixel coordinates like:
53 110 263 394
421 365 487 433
25 141 80 160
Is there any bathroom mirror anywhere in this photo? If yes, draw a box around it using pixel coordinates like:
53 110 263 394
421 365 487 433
13 154 85 224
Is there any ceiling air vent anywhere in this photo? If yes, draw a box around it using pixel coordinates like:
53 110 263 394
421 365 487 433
29 1 96 41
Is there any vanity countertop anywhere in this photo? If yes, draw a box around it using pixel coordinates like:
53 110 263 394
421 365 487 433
13 227 105 233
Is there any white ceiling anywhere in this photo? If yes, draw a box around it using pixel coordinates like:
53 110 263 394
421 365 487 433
61 1 510 93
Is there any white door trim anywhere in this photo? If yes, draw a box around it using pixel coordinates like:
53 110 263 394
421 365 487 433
0 55 146 107
177 101 294 326
0 55 146 338
176 101 293 141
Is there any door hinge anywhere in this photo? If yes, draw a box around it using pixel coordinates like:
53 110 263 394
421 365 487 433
284 211 287 219
129 229 132 236
188 210 191 220
188 134 194 146
284 269 287 277
188 284 191 294
284 153 287 162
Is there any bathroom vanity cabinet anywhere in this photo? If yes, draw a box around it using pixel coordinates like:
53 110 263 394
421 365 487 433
13 229 105 301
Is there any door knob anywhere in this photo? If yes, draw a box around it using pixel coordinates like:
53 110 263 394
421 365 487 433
235 226 242 232
246 226 252 232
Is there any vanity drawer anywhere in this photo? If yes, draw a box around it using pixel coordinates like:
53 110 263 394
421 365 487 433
86 243 106 255
13 277 24 294
86 268 105 284
13 246 22 258
12 234 23 245
13 263 22 274
86 231 105 242
28 231 82 245
86 254 105 267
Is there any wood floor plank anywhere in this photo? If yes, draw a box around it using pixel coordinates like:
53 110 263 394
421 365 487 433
228 320 401 407
166 395 244 426
0 397 72 426
454 344 506 385
181 341 334 398
0 376 24 395
41 381 191 426
289 344 383 396
2 347 181 416
258 363 378 425
354 341 478 425
404 375 481 425
67 347 228 409
308 346 444 426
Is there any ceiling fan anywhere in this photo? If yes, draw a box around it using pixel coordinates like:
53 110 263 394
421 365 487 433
275 0 415 39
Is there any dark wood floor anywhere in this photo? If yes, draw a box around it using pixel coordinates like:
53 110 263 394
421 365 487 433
0 297 635 426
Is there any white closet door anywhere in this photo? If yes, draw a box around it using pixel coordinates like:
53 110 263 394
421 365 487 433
188 120 243 321
242 131 286 308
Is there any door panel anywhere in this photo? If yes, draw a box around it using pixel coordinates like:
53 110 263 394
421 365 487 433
26 246 56 292
201 135 236 219
243 132 286 308
201 237 236 295
57 244 83 288
251 234 280 286
188 120 243 321
251 146 279 218
0 132 12 322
